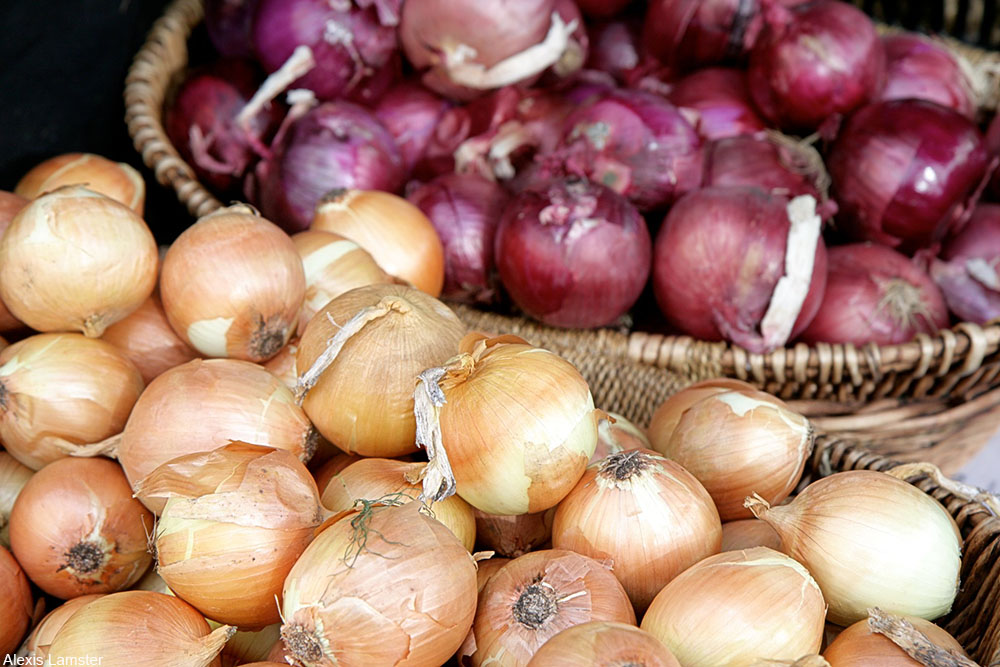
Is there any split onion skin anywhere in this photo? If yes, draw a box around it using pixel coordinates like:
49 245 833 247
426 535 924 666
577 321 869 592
15 152 146 214
0 544 33 656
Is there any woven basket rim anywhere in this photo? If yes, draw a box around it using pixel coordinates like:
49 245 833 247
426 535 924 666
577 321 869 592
124 0 1000 394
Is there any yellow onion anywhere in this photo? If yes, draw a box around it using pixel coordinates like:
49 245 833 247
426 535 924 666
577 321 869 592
266 638 294 664
641 547 826 666
262 336 299 390
0 333 144 470
134 443 326 629
416 333 598 515
591 412 649 463
721 519 782 552
320 457 476 551
160 204 305 362
133 568 175 596
526 622 682 667
648 378 759 447
0 186 158 337
0 544 33 656
551 449 722 613
217 624 282 667
474 509 555 558
656 388 814 520
15 152 146 213
312 451 362 492
19 593 104 660
101 292 199 383
823 611 967 666
293 229 392 331
455 555 518 664
117 358 316 514
9 457 153 599
0 452 33 547
45 590 234 667
312 189 445 296
237 664 287 667
746 470 962 626
280 500 477 667
296 283 465 457
0 191 28 332
467 549 636 667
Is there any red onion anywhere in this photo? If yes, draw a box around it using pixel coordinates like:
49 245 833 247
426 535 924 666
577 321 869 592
554 88 703 210
407 173 509 305
577 0 631 19
667 67 766 141
799 243 949 345
827 99 992 252
642 0 764 72
399 0 586 101
747 1 885 132
374 82 452 174
586 20 642 83
251 101 405 232
702 132 836 219
927 204 1000 324
985 112 1000 200
878 33 978 120
653 186 827 353
204 0 258 58
252 0 399 102
165 58 281 195
494 179 651 328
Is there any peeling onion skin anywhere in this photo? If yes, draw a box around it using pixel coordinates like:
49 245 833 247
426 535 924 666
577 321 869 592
929 203 1000 324
822 615 967 666
668 68 767 141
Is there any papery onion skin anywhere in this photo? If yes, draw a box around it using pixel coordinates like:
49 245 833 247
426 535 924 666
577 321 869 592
374 82 452 174
252 0 398 102
668 68 767 141
117 358 316 514
15 152 145 214
747 1 885 132
45 590 233 667
407 173 509 305
827 100 990 251
798 244 949 346
262 336 299 391
0 186 158 337
647 378 759 450
652 187 828 353
469 549 636 666
160 205 305 363
0 452 33 548
0 192 28 332
748 470 962 626
101 292 199 384
822 614 967 666
473 509 555 558
297 284 464 457
19 593 104 660
643 0 764 72
929 203 1000 324
320 458 476 551
552 449 723 612
495 179 651 328
280 501 477 667
0 333 144 470
9 457 153 600
311 189 445 296
642 547 826 665
0 544 32 656
526 621 682 667
721 519 782 552
877 33 977 120
311 451 362 493
253 102 405 233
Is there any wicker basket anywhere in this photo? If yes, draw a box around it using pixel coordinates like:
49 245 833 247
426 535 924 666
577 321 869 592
124 0 1000 475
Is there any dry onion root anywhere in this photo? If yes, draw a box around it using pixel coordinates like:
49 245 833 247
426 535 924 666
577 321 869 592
0 452 33 548
0 333 145 470
134 443 326 629
0 186 158 337
525 621 682 667
9 456 153 600
17 593 104 660
116 358 317 514
0 544 33 656
295 283 465 457
45 590 235 667
101 292 199 383
280 500 478 667
551 449 723 613
15 152 146 213
641 547 827 665
414 333 599 515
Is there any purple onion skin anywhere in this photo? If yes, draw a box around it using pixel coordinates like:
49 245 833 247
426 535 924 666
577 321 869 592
495 179 652 328
985 112 1000 200
374 82 452 174
748 0 885 132
204 0 258 58
878 33 977 120
407 173 509 304
577 0 631 19
164 58 280 195
252 0 398 101
828 99 991 253
667 67 766 141
643 0 764 72
586 19 643 83
252 102 405 233
652 186 828 353
930 204 1000 323
557 89 703 210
